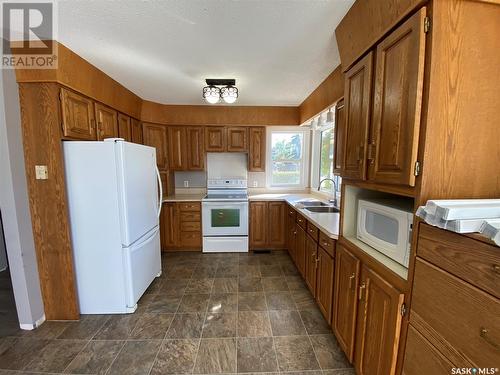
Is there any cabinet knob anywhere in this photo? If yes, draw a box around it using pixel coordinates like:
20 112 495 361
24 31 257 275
480 327 499 349
492 264 500 274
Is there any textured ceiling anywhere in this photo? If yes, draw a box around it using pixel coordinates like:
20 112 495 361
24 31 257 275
57 0 353 106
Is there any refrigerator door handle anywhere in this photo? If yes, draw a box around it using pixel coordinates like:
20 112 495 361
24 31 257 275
156 166 163 218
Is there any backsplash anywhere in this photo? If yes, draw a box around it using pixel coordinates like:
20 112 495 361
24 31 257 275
174 171 207 188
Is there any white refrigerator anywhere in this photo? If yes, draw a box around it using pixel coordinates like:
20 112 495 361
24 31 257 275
63 139 162 314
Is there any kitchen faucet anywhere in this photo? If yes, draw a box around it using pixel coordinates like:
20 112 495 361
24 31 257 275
318 178 338 207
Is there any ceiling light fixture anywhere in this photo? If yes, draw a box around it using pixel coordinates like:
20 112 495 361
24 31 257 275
203 79 238 104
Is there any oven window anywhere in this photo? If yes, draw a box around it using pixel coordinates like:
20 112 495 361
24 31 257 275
365 211 398 245
211 209 240 227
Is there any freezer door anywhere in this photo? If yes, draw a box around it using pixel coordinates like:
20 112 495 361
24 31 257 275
123 226 161 307
115 141 160 246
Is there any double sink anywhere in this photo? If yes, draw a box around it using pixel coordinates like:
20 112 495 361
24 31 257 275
295 200 340 213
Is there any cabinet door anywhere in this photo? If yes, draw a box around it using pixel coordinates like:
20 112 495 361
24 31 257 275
295 225 307 277
354 265 404 375
333 244 360 362
268 201 286 249
227 126 248 151
333 99 345 174
95 103 118 140
168 127 187 170
187 127 205 170
205 127 226 151
248 127 266 171
117 113 132 142
142 123 168 171
250 202 268 249
160 202 178 250
305 235 318 295
60 88 96 140
342 52 373 180
131 118 143 144
316 246 335 324
287 211 297 262
368 8 426 186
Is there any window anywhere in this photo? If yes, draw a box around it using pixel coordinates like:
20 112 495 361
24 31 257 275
267 128 309 188
319 127 335 192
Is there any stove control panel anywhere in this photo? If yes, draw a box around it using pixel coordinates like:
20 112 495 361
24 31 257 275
207 179 247 189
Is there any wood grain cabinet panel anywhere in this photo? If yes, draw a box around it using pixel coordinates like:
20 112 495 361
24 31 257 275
60 88 96 140
287 207 297 262
95 102 118 140
333 98 345 174
342 52 373 180
402 325 455 375
205 126 226 151
333 244 360 362
248 127 266 171
131 118 143 144
354 265 404 375
268 202 286 248
295 225 307 277
316 246 335 324
250 201 268 249
186 127 205 170
142 123 168 171
227 126 248 151
368 8 426 186
117 113 131 142
168 127 187 170
305 235 318 295
160 202 177 250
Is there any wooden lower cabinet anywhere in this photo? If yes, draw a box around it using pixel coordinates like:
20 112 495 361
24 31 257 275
316 246 335 324
354 264 404 375
287 212 297 262
333 244 361 362
160 201 201 251
295 224 306 277
304 235 318 294
250 201 286 250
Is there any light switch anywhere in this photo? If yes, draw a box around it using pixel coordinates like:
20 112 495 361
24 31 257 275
35 165 48 180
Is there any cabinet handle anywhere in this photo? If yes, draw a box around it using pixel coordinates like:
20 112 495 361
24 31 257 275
322 242 329 247
358 282 366 300
492 264 500 274
480 327 499 349
348 274 355 290
315 255 320 269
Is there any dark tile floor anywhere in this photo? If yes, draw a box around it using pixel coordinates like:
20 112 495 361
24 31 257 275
0 251 354 375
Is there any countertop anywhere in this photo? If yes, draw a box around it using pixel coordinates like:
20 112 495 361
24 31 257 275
162 192 339 239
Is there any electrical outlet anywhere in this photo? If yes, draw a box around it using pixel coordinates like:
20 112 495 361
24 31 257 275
35 165 48 180
183 180 189 188
253 181 258 187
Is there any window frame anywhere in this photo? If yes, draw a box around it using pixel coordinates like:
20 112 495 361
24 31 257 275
266 127 310 190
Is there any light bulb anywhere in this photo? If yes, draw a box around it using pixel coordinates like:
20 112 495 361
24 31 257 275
203 86 220 104
221 85 238 104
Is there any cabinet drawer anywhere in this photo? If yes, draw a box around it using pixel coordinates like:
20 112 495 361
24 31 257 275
318 231 335 257
180 212 201 222
180 221 201 232
306 222 319 241
411 259 500 367
403 325 455 375
180 232 201 247
296 214 307 229
178 202 201 212
417 223 500 298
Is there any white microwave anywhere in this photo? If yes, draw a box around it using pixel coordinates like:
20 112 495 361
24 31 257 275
357 199 414 268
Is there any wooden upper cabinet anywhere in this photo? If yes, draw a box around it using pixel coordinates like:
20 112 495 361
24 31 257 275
186 127 205 170
368 8 427 186
354 265 404 375
342 52 373 180
249 127 266 172
117 113 131 142
250 201 268 249
333 244 361 362
142 123 168 171
333 99 345 174
268 201 286 248
205 126 226 151
227 126 248 151
60 88 96 140
131 118 143 144
168 127 187 170
316 246 335 324
95 103 118 141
